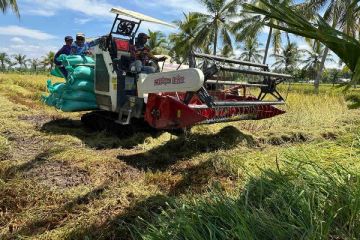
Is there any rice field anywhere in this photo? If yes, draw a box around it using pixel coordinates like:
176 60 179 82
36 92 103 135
0 72 359 239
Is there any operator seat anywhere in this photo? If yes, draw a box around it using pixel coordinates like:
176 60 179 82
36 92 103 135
110 37 132 72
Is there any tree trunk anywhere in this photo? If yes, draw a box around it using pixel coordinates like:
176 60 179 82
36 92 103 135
314 46 329 93
263 27 272 64
314 18 337 94
213 21 218 56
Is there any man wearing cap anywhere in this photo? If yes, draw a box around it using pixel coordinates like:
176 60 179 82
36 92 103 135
130 32 166 74
71 33 100 55
54 36 73 77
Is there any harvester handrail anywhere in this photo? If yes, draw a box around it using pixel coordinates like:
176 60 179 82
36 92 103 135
193 53 268 69
220 67 293 79
206 80 267 87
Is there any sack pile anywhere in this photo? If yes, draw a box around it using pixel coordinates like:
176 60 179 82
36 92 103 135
43 55 98 112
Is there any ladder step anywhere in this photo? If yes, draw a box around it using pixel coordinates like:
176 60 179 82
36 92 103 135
115 109 132 125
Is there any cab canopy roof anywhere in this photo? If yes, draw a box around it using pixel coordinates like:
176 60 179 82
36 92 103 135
110 7 176 28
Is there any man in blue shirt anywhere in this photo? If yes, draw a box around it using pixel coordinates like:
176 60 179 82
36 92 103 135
71 33 100 55
54 36 73 77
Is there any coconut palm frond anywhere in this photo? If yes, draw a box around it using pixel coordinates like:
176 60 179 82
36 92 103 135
244 0 360 72
0 0 19 17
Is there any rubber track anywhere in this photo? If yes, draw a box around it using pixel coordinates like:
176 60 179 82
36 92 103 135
81 111 155 137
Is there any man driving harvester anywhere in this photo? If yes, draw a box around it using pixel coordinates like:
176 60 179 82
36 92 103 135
130 32 166 74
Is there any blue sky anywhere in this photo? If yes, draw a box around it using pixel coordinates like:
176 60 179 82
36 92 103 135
0 0 338 68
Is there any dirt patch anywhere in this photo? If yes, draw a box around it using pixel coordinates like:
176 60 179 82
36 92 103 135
321 131 338 140
262 132 310 146
0 136 11 161
1 130 48 161
23 160 90 189
18 114 61 129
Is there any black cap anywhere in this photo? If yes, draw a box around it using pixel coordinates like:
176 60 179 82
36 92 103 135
138 33 149 39
65 36 73 41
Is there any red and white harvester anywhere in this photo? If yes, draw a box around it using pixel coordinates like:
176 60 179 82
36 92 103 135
82 8 291 131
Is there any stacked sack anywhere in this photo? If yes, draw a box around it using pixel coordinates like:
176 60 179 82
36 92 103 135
43 54 98 112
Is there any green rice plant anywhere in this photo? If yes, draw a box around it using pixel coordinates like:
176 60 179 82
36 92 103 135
135 155 360 240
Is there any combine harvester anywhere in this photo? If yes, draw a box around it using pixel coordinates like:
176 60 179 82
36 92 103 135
50 7 292 132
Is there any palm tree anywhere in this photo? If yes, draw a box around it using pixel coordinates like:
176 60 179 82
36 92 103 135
168 13 205 64
239 37 263 63
233 0 295 64
271 42 302 73
0 52 10 70
302 40 333 79
221 45 234 58
30 58 41 72
147 30 168 55
12 54 28 69
0 0 19 17
301 0 358 91
191 0 241 55
42 51 55 70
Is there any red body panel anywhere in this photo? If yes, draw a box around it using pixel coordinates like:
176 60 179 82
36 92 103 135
145 92 285 130
114 39 130 51
145 94 207 129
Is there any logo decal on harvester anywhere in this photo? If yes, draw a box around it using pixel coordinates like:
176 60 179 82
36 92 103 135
154 75 185 86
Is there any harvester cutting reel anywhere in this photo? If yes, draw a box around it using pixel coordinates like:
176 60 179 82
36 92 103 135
191 52 289 102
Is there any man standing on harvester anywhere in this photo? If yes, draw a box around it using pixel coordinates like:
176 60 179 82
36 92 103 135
54 35 73 77
130 32 166 74
71 33 100 55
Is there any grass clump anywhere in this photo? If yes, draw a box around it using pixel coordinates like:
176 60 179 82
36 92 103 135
0 135 10 161
135 157 360 240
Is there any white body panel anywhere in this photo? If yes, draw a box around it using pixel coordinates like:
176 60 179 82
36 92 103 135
92 45 118 112
137 68 204 97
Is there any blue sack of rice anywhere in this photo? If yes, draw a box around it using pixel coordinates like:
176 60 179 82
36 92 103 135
67 66 94 82
68 80 94 92
57 54 94 67
42 94 60 107
56 99 98 112
61 90 96 102
47 80 66 94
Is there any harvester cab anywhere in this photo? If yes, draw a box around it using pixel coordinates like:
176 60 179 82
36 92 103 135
85 7 291 131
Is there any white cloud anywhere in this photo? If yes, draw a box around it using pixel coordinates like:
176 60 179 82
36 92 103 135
10 37 25 44
23 0 204 22
0 47 10 52
25 9 56 17
23 0 113 18
233 49 242 58
261 26 271 35
7 44 58 59
0 25 56 40
74 18 92 25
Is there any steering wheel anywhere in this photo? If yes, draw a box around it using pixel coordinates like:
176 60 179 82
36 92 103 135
147 59 161 72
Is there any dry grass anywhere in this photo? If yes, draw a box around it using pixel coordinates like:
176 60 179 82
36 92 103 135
0 73 359 239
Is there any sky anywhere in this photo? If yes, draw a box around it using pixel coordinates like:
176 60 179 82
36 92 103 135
0 0 339 69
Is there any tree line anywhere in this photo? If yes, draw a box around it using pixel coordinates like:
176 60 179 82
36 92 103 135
0 51 55 73
1 0 357 85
